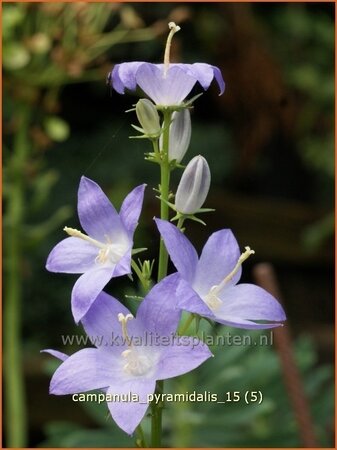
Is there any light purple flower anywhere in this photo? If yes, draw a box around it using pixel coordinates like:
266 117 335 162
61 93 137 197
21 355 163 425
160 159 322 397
44 275 212 435
46 176 146 323
110 62 225 106
155 219 286 329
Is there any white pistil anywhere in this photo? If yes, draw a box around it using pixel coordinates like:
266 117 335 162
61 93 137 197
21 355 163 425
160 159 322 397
121 349 152 377
204 246 255 311
64 226 104 249
118 313 152 376
118 313 134 347
163 21 181 77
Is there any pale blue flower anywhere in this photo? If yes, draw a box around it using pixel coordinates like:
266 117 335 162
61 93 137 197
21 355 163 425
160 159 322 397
46 177 145 323
44 276 212 435
109 62 225 106
156 219 286 329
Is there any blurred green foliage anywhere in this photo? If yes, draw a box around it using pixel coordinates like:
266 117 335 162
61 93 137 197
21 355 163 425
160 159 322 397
263 4 334 249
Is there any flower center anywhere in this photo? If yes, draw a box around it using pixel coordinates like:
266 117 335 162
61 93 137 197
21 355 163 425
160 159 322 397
118 313 152 377
203 247 255 311
121 348 153 377
163 21 181 77
64 227 126 265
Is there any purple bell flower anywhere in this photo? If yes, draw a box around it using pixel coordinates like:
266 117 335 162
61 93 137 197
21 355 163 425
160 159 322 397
46 176 146 323
109 23 225 106
43 275 212 435
155 219 286 329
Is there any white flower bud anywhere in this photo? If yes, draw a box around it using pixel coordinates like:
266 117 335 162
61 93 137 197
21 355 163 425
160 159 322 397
135 99 161 136
167 109 191 163
175 155 211 214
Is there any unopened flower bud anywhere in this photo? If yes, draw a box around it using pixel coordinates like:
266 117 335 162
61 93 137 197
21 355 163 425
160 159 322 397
175 155 211 214
167 109 191 163
135 99 161 136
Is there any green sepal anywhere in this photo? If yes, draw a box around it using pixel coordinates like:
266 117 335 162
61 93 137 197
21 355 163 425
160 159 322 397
170 207 215 226
130 124 161 140
197 208 216 213
155 93 203 113
170 211 206 226
131 124 145 133
132 247 148 256
155 195 176 211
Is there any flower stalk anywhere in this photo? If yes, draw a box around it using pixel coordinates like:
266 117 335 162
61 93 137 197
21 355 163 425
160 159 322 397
148 108 174 448
4 104 29 447
157 109 172 282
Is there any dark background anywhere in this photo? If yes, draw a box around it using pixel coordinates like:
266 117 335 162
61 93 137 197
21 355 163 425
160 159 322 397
3 2 334 447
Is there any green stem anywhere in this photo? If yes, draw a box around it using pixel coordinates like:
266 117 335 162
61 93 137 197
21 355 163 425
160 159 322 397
136 424 148 447
157 110 171 282
179 314 195 335
151 380 164 447
151 109 172 447
4 105 30 447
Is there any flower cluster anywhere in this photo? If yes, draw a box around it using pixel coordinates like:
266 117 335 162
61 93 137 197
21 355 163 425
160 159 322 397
45 22 286 439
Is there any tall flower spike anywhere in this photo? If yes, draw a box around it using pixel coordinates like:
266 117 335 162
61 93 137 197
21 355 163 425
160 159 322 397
46 177 146 323
108 23 225 106
155 219 286 329
44 276 212 435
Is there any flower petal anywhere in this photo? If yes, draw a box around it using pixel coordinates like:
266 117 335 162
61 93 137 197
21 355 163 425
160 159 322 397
110 62 225 100
176 276 213 318
77 176 125 242
119 184 146 236
112 248 132 278
155 219 198 283
135 64 196 105
50 348 117 395
193 229 242 296
211 65 226 95
71 267 115 323
46 237 97 274
157 337 212 380
41 349 68 362
106 378 155 435
136 274 182 337
81 291 140 352
111 62 145 94
216 317 283 330
174 63 225 95
215 283 286 329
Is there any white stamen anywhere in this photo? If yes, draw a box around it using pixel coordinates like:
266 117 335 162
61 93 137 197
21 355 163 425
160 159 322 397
65 226 126 265
203 246 255 311
64 226 104 249
163 21 181 77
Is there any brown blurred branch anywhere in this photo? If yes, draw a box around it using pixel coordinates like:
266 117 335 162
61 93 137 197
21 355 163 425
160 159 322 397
253 262 318 448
